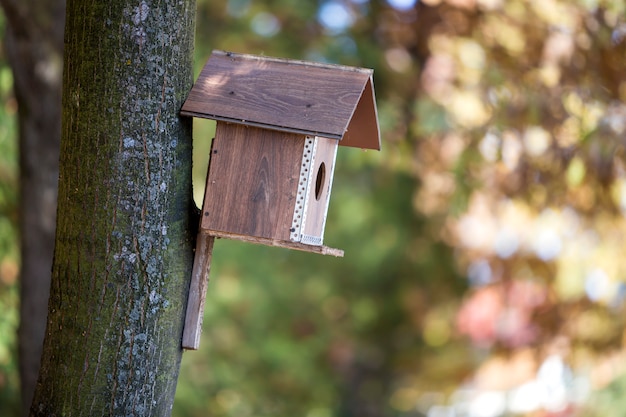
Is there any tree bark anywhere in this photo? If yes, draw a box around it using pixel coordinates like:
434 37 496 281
0 0 65 414
30 0 196 415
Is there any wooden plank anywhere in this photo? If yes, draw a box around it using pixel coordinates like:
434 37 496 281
182 232 215 350
201 123 302 241
177 112 342 141
341 77 381 151
301 137 337 244
208 230 344 257
181 50 373 144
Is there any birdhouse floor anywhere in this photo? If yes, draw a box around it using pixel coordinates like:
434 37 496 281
208 229 344 257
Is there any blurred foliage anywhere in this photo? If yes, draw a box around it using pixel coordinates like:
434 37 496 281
0 10 20 417
181 0 626 416
2 0 626 416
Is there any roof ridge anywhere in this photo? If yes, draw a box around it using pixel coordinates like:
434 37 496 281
215 50 374 75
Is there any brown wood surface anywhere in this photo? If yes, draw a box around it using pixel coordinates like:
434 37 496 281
208 230 344 257
182 232 215 350
181 50 380 150
201 123 303 241
302 137 337 241
341 78 381 151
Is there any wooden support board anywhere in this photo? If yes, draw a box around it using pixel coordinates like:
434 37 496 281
182 229 342 350
182 232 215 350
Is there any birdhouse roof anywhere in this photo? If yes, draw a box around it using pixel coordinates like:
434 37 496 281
181 50 380 151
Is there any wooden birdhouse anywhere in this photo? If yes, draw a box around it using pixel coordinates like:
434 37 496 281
180 50 380 349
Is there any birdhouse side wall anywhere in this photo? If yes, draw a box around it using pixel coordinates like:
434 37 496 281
201 123 303 241
295 136 338 246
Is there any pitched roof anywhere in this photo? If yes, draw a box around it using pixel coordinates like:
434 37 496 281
181 50 380 151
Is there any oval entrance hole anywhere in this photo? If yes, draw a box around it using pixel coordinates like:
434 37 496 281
315 162 326 201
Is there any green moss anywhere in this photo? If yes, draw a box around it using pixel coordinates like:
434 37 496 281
31 1 196 416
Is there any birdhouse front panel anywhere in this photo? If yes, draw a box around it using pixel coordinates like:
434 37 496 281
201 122 304 242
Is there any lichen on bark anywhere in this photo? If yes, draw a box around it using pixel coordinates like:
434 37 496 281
31 0 196 416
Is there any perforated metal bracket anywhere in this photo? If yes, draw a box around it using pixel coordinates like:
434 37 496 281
290 136 316 242
300 234 323 246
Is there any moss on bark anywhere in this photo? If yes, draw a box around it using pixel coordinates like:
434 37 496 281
30 0 196 415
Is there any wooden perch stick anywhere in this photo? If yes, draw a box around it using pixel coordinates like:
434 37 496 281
182 231 215 350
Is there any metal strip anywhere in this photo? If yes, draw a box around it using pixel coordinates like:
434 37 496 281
300 234 323 246
300 137 318 242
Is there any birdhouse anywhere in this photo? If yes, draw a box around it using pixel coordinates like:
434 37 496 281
181 50 380 254
180 50 380 349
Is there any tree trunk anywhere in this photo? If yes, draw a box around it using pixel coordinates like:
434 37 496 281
30 0 196 415
0 0 65 414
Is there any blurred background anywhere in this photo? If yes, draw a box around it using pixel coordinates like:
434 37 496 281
2 0 626 416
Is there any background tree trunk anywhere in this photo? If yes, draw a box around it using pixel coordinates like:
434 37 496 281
0 0 65 415
30 0 196 415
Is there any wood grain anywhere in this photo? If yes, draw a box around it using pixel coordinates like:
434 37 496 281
182 232 215 350
201 123 303 241
181 50 380 150
208 230 344 257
